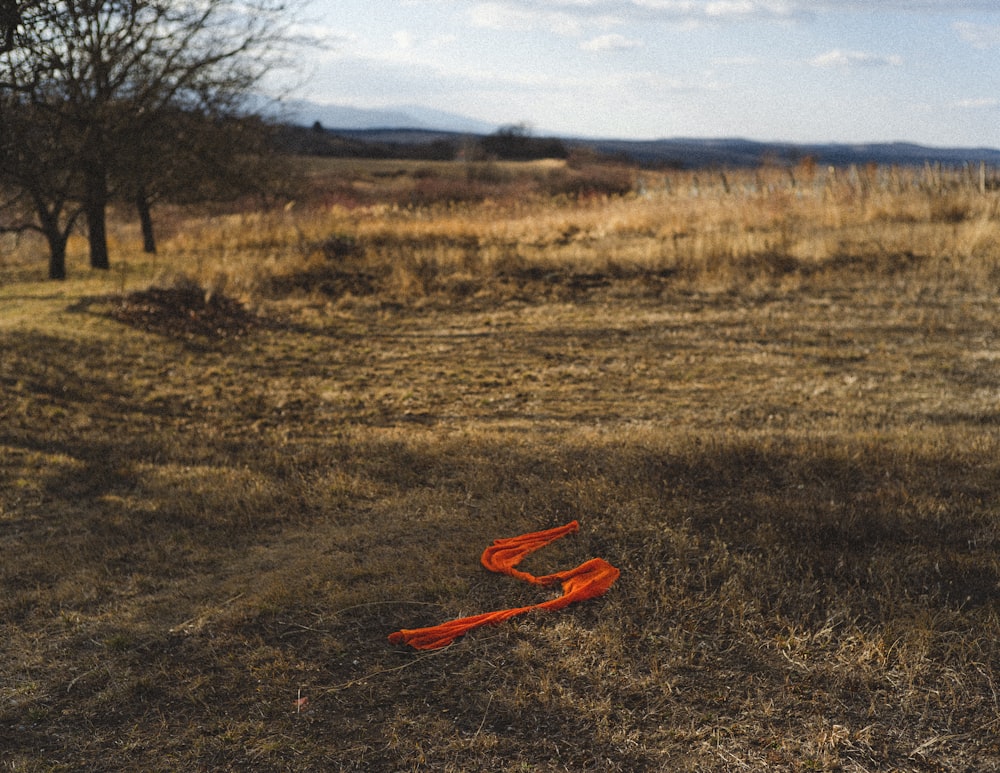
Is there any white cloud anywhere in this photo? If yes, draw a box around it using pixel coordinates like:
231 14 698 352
393 30 415 49
704 0 790 18
581 33 643 50
711 56 762 66
810 0 1000 8
288 22 358 48
954 97 999 109
466 0 799 32
464 0 1000 27
616 69 723 95
954 21 1000 49
810 49 902 68
648 0 998 10
468 2 589 35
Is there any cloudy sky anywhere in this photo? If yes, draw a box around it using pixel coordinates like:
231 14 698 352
293 0 1000 146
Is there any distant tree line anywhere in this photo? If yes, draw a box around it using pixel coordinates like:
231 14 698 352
280 123 571 163
478 124 568 162
0 0 292 280
275 125 461 161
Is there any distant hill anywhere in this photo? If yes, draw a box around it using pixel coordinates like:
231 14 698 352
583 137 1000 169
282 100 499 135
273 125 472 160
272 101 1000 168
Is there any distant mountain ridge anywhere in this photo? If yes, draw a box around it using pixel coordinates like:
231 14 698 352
285 100 499 135
585 137 1000 169
313 129 1000 169
283 100 1000 168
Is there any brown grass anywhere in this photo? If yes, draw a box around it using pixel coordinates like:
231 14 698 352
2 159 999 771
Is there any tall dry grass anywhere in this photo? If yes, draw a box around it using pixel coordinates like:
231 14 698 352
99 160 998 306
5 159 996 301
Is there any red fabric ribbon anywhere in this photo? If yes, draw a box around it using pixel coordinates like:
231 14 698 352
388 521 620 650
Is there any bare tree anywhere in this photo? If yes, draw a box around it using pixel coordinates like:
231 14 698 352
0 0 292 275
0 95 85 279
0 0 19 53
116 107 293 255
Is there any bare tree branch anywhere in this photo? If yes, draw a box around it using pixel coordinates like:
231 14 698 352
0 0 296 278
0 0 20 53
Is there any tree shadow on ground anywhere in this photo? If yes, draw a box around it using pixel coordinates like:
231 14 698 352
2 323 998 770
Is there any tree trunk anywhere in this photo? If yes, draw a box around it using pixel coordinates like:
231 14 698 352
38 217 68 280
33 198 69 280
84 168 110 270
47 236 68 280
136 186 156 254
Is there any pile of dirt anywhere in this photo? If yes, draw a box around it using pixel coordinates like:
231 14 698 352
108 285 261 340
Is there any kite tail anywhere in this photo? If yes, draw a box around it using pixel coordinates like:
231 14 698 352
389 521 619 650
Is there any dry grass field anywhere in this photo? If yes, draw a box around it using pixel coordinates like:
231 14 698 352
2 158 1000 771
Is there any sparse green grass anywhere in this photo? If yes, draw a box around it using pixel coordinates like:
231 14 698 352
2 160 999 771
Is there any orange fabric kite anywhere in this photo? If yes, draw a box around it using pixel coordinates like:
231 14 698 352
388 521 620 650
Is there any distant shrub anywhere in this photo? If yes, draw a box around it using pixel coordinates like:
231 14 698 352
544 163 637 198
465 161 510 185
320 233 362 262
929 199 973 223
479 125 569 161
